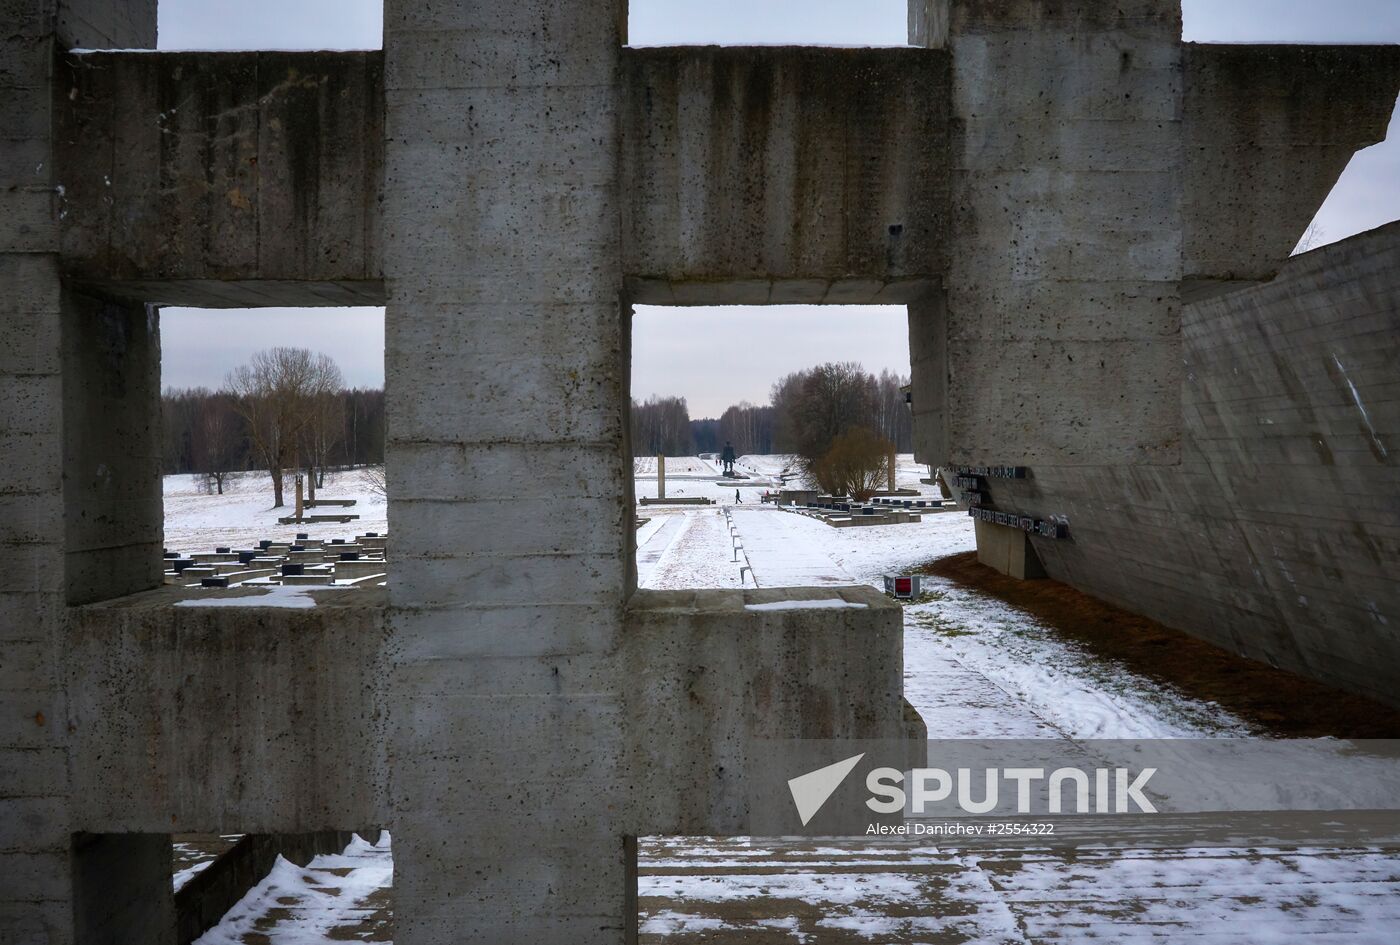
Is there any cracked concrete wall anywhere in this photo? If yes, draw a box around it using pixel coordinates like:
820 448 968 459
55 51 385 307
985 223 1400 706
621 46 947 305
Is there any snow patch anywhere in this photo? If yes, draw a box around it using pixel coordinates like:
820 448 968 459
745 599 869 612
175 584 355 610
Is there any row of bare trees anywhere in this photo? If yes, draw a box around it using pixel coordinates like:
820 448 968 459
163 348 386 506
630 395 694 456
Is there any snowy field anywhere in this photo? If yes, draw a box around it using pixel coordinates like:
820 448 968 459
169 455 1400 943
163 468 387 553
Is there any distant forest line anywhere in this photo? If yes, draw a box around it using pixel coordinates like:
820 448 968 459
632 365 913 457
162 386 385 477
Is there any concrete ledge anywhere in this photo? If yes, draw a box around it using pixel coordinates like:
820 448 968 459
67 587 388 833
623 586 907 835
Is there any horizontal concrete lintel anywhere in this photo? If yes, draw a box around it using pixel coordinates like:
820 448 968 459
72 279 388 309
625 277 939 307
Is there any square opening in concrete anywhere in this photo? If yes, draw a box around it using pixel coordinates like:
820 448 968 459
70 829 392 944
154 306 389 590
630 303 930 590
70 304 389 605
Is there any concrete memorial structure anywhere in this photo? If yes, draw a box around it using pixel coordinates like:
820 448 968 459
3 0 1399 942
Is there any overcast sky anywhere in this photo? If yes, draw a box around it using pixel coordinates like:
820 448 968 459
157 1 1400 416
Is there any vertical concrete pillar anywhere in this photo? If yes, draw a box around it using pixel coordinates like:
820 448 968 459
384 2 632 942
907 0 950 49
61 291 163 606
71 833 175 945
657 455 665 500
906 294 949 467
937 0 1185 467
2 4 156 942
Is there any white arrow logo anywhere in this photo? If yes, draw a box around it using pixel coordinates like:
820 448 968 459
787 753 865 826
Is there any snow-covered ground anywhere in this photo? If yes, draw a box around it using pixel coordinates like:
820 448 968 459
163 468 387 553
191 833 392 944
172 455 1400 943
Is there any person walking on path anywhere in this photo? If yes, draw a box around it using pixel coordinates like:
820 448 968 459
735 489 741 504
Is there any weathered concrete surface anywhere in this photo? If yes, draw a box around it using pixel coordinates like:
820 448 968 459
984 222 1400 706
621 47 947 305
66 587 390 833
928 0 1188 469
382 1 634 941
72 832 174 945
62 290 163 605
56 51 385 307
908 1 1400 469
11 1 1400 942
2 5 156 943
624 586 905 835
1184 44 1400 284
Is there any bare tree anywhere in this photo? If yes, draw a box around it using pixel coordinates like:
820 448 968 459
630 395 693 456
360 464 387 498
805 427 896 500
193 393 239 495
224 348 344 508
303 384 346 491
1294 221 1325 256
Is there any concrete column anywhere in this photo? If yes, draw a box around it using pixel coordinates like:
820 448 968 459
1 4 155 942
940 0 1184 467
71 833 175 945
384 2 633 942
657 455 665 500
61 290 163 606
907 0 950 48
906 294 948 467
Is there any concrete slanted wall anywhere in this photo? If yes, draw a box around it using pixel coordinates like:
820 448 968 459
987 223 1400 706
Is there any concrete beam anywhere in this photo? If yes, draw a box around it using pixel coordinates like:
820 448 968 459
66 587 389 833
621 46 948 301
623 586 908 836
1184 43 1400 284
55 51 385 307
